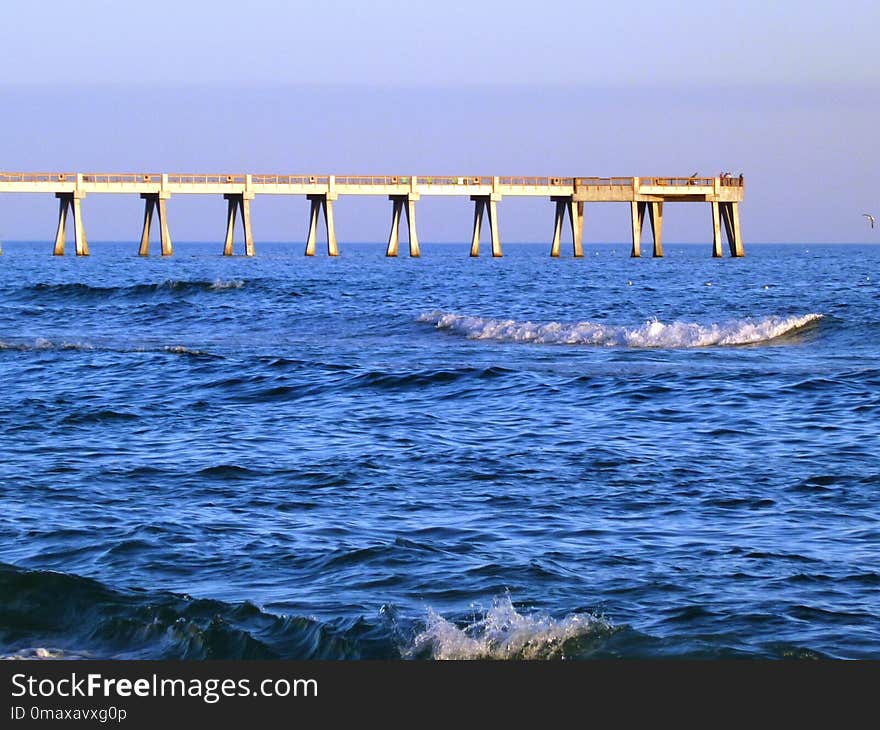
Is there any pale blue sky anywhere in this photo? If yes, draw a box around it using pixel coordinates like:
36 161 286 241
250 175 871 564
3 1 877 87
0 1 877 243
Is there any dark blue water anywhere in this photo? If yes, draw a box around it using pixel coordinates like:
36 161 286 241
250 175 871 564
1 241 878 659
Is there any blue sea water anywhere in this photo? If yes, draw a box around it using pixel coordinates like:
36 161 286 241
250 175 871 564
0 240 878 659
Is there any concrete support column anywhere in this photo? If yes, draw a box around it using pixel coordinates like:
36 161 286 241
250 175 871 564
305 194 338 256
138 196 155 256
72 197 88 256
157 197 172 256
53 193 88 256
139 193 173 256
719 202 743 257
469 197 485 257
386 194 420 257
550 197 584 257
241 196 254 257
53 194 69 256
729 202 744 257
469 195 502 256
550 199 565 257
711 201 723 258
630 201 646 258
223 196 237 256
404 196 420 257
385 197 403 257
222 194 255 256
323 197 338 256
568 199 584 257
487 199 501 257
305 197 320 256
648 201 663 257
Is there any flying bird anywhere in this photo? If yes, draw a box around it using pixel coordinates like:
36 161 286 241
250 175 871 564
864 213 875 229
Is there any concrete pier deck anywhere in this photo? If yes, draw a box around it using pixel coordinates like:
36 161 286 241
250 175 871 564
0 172 745 258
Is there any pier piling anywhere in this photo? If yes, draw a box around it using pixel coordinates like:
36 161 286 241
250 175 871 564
138 194 172 256
470 195 502 257
630 201 646 258
550 196 584 257
648 201 663 257
305 194 338 256
729 202 743 257
53 193 89 256
718 202 743 257
385 194 420 257
711 201 723 258
223 194 254 256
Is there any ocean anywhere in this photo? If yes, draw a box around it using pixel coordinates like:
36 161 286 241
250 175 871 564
0 241 877 659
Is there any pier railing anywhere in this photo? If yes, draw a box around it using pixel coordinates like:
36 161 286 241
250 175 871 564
0 172 747 191
168 174 247 185
418 176 492 186
81 173 163 184
643 176 715 187
252 175 330 186
575 177 634 187
0 171 77 183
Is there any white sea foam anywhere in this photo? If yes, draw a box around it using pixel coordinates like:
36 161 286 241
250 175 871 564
418 311 823 348
0 647 82 660
407 596 611 660
0 338 94 352
209 278 245 290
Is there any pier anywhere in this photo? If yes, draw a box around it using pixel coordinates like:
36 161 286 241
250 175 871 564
0 173 744 258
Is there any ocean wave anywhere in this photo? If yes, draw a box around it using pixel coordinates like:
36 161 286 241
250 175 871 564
0 563 384 660
406 595 612 660
162 345 220 358
418 311 824 348
0 338 95 352
0 339 219 357
19 279 246 300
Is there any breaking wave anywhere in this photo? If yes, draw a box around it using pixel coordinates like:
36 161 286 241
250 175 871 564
418 311 824 348
406 596 612 660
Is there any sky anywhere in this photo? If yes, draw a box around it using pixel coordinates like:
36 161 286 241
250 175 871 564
0 0 878 244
